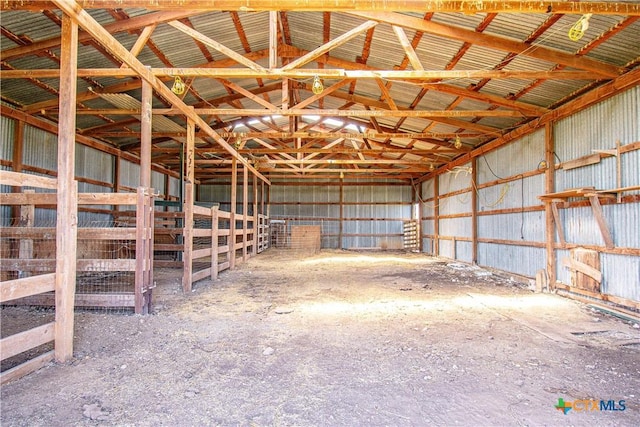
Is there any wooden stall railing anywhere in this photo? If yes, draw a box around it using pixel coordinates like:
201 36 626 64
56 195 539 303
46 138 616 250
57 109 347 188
182 206 269 292
1 185 155 315
0 171 70 384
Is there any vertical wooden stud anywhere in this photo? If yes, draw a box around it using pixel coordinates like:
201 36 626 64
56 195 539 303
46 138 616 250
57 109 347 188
211 206 219 279
54 15 78 363
269 11 278 69
135 187 145 313
182 118 195 292
339 174 344 249
140 78 152 189
434 175 440 256
544 122 556 290
253 173 258 256
471 158 478 264
230 158 237 269
242 165 249 262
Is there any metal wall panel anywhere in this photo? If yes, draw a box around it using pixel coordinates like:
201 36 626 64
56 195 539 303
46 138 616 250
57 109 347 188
553 87 639 301
479 243 545 278
23 125 57 171
118 159 141 190
0 115 15 162
439 163 472 193
601 254 640 302
555 86 640 190
478 211 545 242
75 144 113 186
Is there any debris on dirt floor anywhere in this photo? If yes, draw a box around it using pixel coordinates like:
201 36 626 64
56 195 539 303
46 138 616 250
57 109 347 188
262 347 275 356
82 403 110 421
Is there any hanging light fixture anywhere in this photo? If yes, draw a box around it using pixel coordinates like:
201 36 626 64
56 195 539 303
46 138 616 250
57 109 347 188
171 76 186 95
312 75 324 95
454 135 462 149
568 13 592 41
429 163 435 171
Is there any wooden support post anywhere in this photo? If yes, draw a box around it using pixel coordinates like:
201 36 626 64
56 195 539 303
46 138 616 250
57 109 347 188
140 78 152 189
230 158 237 269
269 11 278 69
434 175 440 256
471 158 478 264
339 174 344 249
211 206 219 280
544 123 557 289
145 190 154 312
452 236 457 260
182 118 195 292
417 181 424 252
253 173 258 256
588 195 614 249
54 15 78 363
135 187 146 313
242 165 249 262
261 179 265 217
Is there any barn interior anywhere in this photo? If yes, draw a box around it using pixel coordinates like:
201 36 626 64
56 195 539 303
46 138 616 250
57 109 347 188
1 1 639 425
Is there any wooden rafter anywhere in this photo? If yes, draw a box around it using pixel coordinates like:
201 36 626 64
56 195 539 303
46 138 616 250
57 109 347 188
50 0 269 184
349 11 622 77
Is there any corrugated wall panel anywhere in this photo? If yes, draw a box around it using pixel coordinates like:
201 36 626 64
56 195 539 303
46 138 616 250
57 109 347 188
479 244 545 278
439 217 472 239
439 164 472 193
438 193 471 216
601 254 640 302
553 87 639 302
555 86 640 191
118 159 141 190
76 144 113 186
0 115 15 162
23 125 57 171
478 211 545 242
151 170 165 194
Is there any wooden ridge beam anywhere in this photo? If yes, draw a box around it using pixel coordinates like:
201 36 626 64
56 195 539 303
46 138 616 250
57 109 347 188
5 1 640 15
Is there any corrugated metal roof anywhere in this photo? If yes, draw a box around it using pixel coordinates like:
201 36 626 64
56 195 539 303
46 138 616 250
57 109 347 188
1 5 638 179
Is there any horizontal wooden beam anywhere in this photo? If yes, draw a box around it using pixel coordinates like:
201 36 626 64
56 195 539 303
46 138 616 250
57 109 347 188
0 68 603 81
95 131 480 139
5 1 639 15
68 108 530 118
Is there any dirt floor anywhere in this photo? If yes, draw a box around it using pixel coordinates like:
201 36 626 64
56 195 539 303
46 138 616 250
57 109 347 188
2 249 640 426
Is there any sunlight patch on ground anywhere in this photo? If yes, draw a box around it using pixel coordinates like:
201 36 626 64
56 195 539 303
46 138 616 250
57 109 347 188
300 254 438 266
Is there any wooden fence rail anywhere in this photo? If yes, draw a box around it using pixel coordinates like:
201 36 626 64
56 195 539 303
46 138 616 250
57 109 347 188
1 184 155 315
0 171 64 384
182 206 269 292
